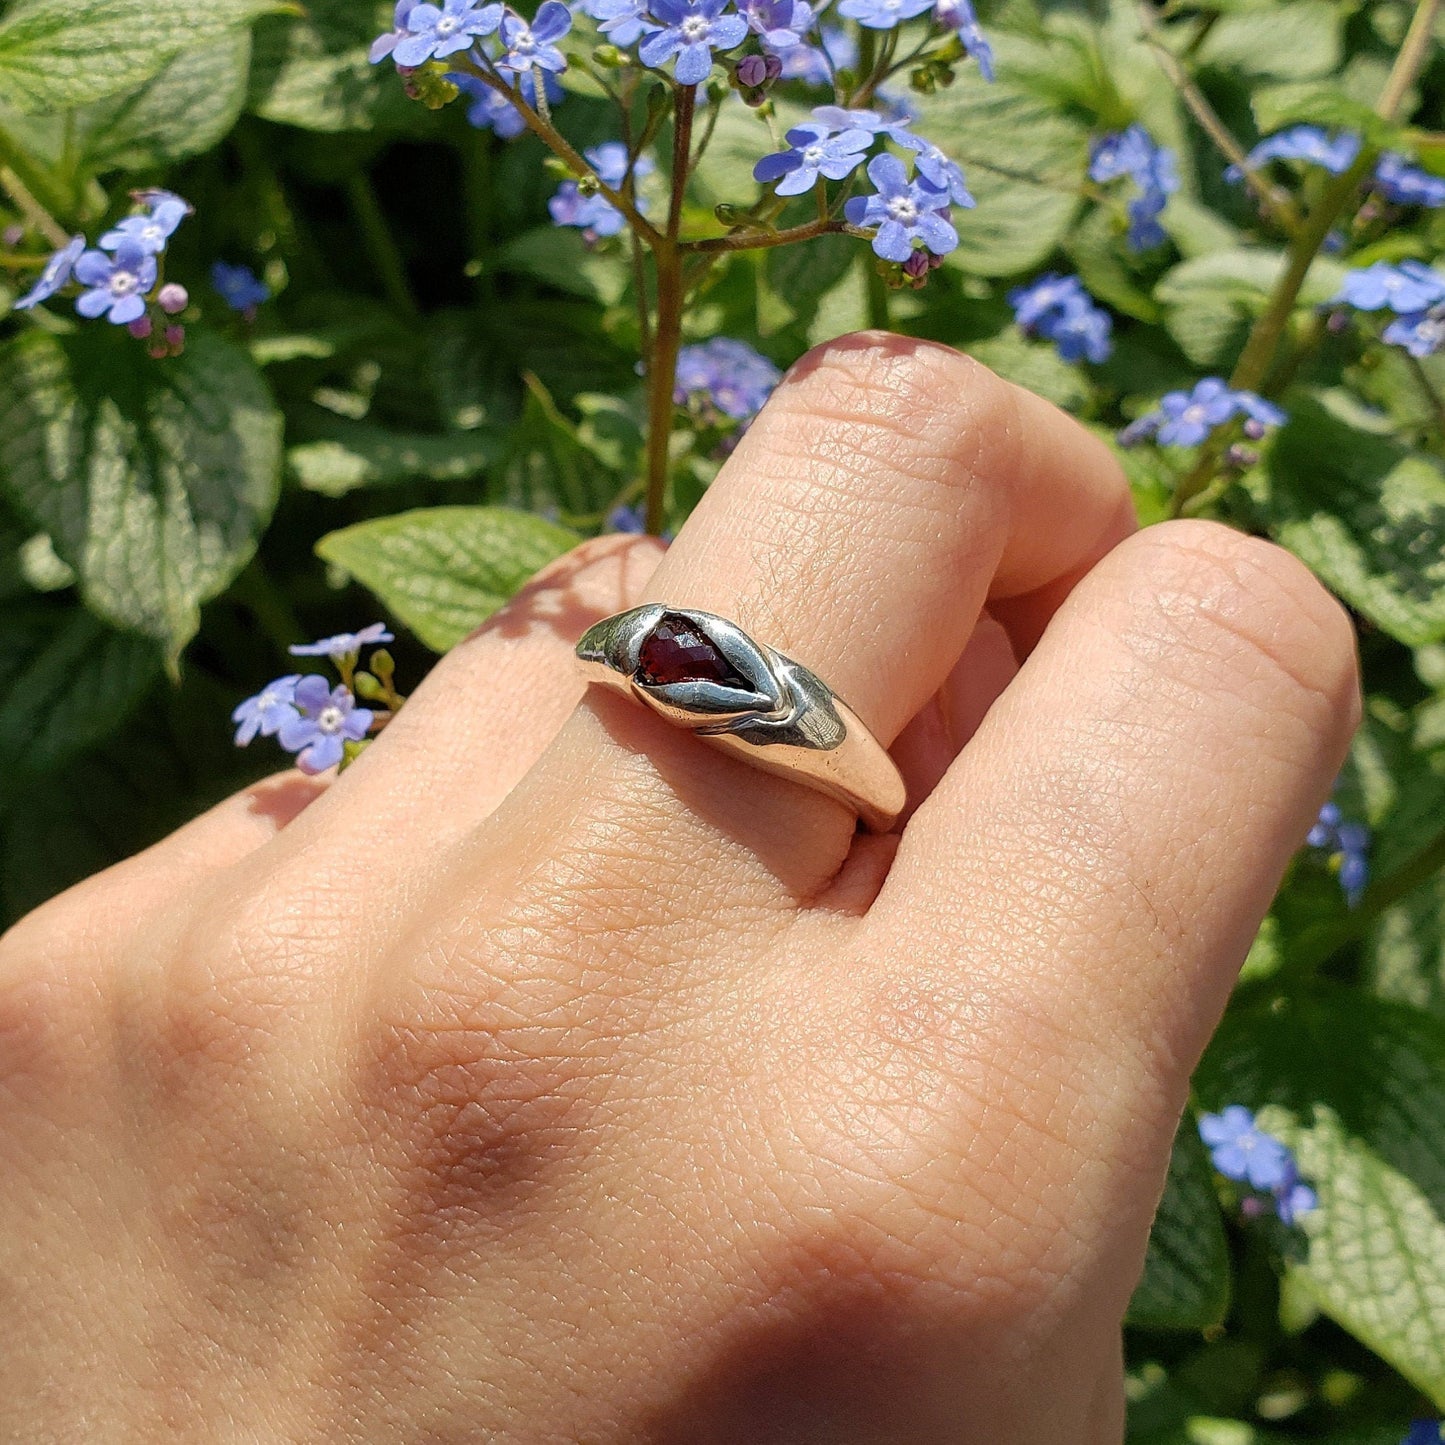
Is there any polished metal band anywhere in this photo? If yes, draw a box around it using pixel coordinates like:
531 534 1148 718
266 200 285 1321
575 604 906 832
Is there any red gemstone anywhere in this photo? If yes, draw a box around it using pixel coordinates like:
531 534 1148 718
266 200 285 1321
637 613 752 690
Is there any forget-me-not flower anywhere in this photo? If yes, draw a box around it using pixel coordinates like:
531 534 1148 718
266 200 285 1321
675 337 781 420
1374 153 1445 208
277 678 374 774
370 0 421 62
1384 305 1445 358
290 623 395 661
390 0 503 66
232 675 301 746
497 2 573 72
1199 1106 1293 1191
13 235 85 310
212 262 271 313
933 0 993 79
1332 260 1445 314
1009 274 1111 363
1308 799 1370 907
1121 378 1284 448
893 132 974 206
838 0 932 28
640 0 749 84
845 153 958 263
550 142 653 237
73 242 157 325
581 0 657 45
1226 125 1361 181
777 25 855 81
739 0 813 48
754 122 873 195
1091 125 1177 251
98 195 190 256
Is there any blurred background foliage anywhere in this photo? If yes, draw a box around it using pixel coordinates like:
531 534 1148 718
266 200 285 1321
3 0 1445 1438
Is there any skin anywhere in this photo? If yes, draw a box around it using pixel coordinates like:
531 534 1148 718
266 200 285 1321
0 332 1359 1444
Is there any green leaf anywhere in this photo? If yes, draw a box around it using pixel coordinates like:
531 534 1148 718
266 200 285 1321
72 32 252 171
968 330 1090 412
1197 987 1445 1407
1367 870 1445 1021
287 414 501 497
246 0 417 132
495 226 631 307
1257 395 1445 646
0 328 283 666
1126 1116 1232 1331
925 33 1089 276
1196 0 1343 80
1252 81 1407 147
0 605 160 802
0 0 288 113
315 505 581 652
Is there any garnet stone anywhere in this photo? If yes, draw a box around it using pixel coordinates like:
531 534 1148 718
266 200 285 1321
636 612 754 690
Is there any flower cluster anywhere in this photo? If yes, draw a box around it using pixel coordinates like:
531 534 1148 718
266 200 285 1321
1089 125 1177 251
12 191 193 355
1226 127 1445 210
1008 273 1112 363
674 336 780 420
232 625 403 775
1405 1423 1445 1445
1307 799 1369 908
1199 1106 1317 1226
551 143 655 241
1331 260 1445 359
1120 377 1285 448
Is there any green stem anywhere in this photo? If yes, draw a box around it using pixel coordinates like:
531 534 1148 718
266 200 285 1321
344 172 419 318
683 216 855 254
865 251 890 330
0 163 68 249
1376 0 1443 122
0 125 71 239
668 83 694 244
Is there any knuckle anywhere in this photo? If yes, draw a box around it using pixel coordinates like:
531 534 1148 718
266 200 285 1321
754 332 1020 507
1108 519 1361 727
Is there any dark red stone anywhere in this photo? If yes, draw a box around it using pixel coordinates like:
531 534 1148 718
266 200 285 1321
636 613 752 690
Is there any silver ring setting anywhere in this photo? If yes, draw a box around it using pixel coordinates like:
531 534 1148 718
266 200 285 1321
575 605 906 831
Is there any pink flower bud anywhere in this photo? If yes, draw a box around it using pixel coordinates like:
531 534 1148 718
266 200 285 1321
736 54 768 87
128 315 154 340
157 283 189 315
902 251 932 280
165 324 186 354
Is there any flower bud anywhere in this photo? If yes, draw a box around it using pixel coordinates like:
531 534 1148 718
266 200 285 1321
129 315 154 340
910 66 936 94
763 53 783 81
593 43 624 66
157 282 189 315
902 250 932 281
352 671 386 701
370 648 396 682
1225 443 1259 469
1241 418 1267 441
165 324 186 354
148 342 169 360
736 54 768 88
2 224 23 248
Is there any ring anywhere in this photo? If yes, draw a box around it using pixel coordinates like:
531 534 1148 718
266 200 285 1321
575 605 906 832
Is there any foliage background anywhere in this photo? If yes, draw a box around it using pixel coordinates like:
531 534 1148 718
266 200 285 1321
2 0 1445 1439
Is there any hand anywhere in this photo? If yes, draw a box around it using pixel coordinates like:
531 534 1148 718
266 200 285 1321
0 333 1358 1444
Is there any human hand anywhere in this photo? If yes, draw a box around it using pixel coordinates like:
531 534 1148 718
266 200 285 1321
0 333 1359 1443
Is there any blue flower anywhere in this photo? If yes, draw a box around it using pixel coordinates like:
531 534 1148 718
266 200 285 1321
550 141 654 237
740 0 813 48
1199 1106 1292 1191
776 24 855 81
640 0 748 83
933 0 993 79
675 337 781 420
391 0 503 65
838 0 931 26
1226 125 1361 180
290 623 395 660
73 242 156 325
607 502 647 532
1010 274 1111 363
1090 125 1177 252
1383 305 1445 358
277 677 374 774
580 0 657 45
232 675 301 746
497 1 573 72
211 262 271 313
811 102 910 139
12 235 85 311
844 152 958 262
892 132 973 207
371 0 421 61
1122 378 1284 448
453 70 561 135
1308 799 1370 908
1273 1168 1318 1227
1405 1422 1444 1445
98 195 190 256
1374 153 1445 208
754 121 873 195
1332 260 1445 314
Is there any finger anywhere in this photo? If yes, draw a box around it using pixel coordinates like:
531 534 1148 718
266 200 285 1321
501 333 1135 903
310 533 667 846
878 518 1360 1124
